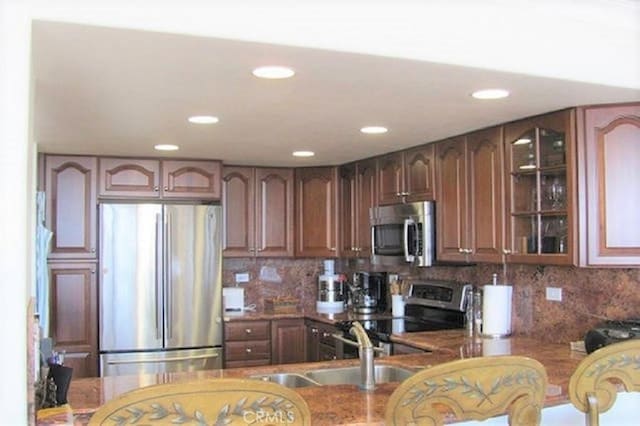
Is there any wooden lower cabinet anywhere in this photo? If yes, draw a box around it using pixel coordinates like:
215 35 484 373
271 319 307 365
49 262 98 378
306 320 338 362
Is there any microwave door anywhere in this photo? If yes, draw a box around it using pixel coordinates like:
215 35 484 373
404 218 416 263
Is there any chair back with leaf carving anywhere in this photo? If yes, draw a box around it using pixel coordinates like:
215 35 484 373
385 355 547 426
88 378 311 426
568 339 640 426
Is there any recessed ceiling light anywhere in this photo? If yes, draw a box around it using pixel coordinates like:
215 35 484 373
252 66 295 79
360 126 388 134
513 138 532 145
292 150 314 157
471 89 510 100
188 115 219 124
154 144 179 151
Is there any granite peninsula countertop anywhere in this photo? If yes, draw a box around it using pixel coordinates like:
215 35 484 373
40 327 587 425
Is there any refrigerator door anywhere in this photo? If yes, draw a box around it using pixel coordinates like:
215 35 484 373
100 347 223 377
100 203 164 351
164 204 223 349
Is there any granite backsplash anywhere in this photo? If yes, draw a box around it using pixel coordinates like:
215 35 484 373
223 257 639 344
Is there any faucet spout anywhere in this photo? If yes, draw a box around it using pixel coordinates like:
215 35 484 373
349 321 375 391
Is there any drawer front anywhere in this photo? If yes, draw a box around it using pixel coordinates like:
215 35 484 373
225 321 270 341
224 340 271 361
225 359 271 369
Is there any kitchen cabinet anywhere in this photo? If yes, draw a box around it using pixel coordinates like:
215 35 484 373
294 167 340 257
504 109 576 265
339 158 377 257
45 155 97 260
271 319 307 365
222 166 294 257
377 144 435 206
435 127 504 263
49 262 98 378
577 103 640 266
224 320 271 368
306 320 338 362
98 157 221 200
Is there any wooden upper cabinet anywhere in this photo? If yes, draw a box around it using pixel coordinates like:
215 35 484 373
255 168 294 257
377 145 434 206
222 167 255 256
504 109 576 266
435 137 468 262
223 167 294 257
466 127 504 263
404 144 435 202
161 160 221 199
355 158 377 256
339 164 357 257
98 158 221 200
578 103 640 266
49 262 98 377
295 167 340 257
45 156 97 259
99 158 160 198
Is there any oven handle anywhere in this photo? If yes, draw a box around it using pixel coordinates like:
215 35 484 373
404 218 416 263
332 334 386 353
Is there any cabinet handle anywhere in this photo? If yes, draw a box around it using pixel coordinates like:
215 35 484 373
330 247 336 252
154 186 159 192
257 248 264 252
465 248 473 254
91 269 95 274
164 186 169 191
311 328 319 334
458 248 465 253
245 348 252 353
91 248 96 253
249 248 255 253
502 249 512 255
401 191 410 196
245 328 252 334
322 332 331 338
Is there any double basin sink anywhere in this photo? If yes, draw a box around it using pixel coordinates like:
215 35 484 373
250 364 415 388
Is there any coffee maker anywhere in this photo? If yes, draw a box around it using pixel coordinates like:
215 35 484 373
349 271 388 314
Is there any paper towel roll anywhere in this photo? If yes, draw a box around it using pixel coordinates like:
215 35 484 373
482 284 513 337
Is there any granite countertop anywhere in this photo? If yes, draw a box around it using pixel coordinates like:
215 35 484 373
42 329 587 425
223 310 395 324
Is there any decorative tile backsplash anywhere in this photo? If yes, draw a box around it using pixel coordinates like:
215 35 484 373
223 258 640 343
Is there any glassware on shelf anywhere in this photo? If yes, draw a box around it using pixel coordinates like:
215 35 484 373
543 176 566 210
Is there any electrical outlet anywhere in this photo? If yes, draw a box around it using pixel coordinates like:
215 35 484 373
545 287 562 302
235 272 250 283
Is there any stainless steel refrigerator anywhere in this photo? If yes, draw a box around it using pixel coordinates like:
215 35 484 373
99 203 223 376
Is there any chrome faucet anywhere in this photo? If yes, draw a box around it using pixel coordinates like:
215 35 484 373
333 320 376 391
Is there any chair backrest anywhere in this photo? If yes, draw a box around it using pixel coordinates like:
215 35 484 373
88 378 312 426
385 355 548 426
568 339 640 426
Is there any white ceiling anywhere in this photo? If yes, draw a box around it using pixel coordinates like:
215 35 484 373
31 1 640 167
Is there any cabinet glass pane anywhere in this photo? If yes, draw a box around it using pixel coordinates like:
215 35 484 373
511 131 537 171
541 215 568 254
512 215 538 254
540 172 567 211
540 128 566 167
512 173 537 213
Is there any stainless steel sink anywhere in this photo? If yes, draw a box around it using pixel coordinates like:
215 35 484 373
250 373 320 388
304 365 415 386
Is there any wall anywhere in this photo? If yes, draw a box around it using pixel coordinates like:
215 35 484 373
225 257 640 344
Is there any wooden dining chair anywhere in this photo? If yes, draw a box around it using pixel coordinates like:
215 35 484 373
88 378 312 426
385 356 548 426
568 339 640 426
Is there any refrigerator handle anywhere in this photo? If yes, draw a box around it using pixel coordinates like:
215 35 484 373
155 213 162 340
106 353 220 365
166 210 173 340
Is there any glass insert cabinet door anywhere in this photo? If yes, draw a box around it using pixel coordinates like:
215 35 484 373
505 110 574 264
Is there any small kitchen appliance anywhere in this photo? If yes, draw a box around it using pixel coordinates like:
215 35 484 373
350 271 388 314
584 318 640 354
223 287 245 312
316 259 346 313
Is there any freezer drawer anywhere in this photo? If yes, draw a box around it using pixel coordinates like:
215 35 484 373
100 347 223 377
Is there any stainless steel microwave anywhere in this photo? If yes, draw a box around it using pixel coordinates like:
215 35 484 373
370 201 434 267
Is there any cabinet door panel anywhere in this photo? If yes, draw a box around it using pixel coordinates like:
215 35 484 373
162 160 221 199
356 159 377 256
339 164 357 257
256 168 294 257
582 104 640 265
435 138 467 261
222 167 255 257
45 156 97 259
271 319 306 365
49 263 98 377
295 167 339 257
467 127 503 262
98 158 160 198
405 145 435 202
377 152 404 205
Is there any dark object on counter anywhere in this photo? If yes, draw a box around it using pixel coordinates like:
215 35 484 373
584 318 640 354
47 364 73 405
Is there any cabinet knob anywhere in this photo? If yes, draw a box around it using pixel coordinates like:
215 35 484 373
164 186 169 191
330 247 336 252
502 249 512 255
91 248 96 253
257 248 264 252
154 186 159 192
322 332 331 338
249 248 255 253
396 192 402 197
458 248 465 253
245 348 252 353
311 328 319 334
91 269 95 274
245 328 252 334
401 191 410 196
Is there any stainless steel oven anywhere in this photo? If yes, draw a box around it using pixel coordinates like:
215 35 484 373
370 201 435 267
